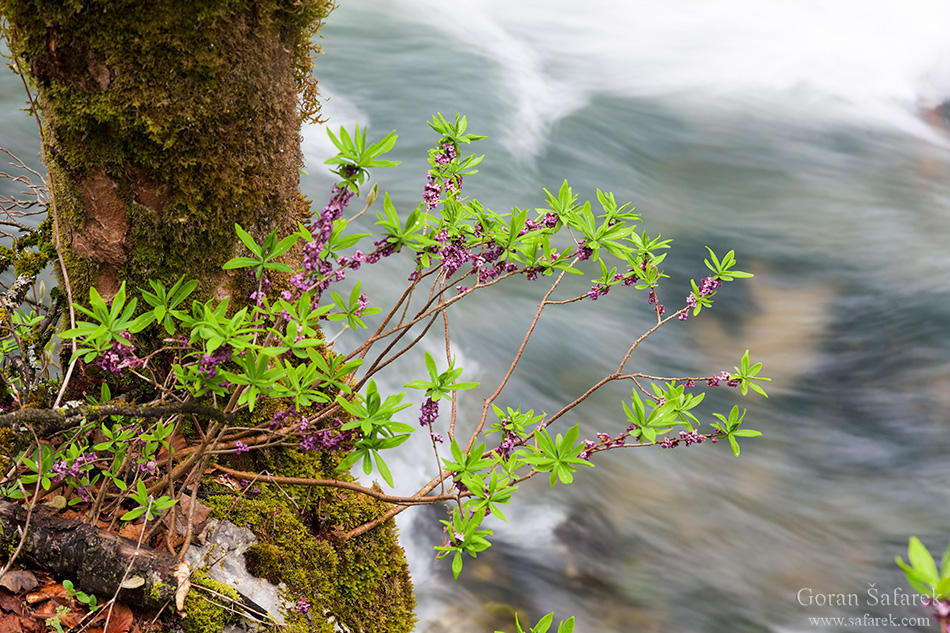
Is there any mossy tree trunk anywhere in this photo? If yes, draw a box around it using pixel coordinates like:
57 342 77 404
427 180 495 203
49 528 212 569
0 3 418 631
1 0 323 301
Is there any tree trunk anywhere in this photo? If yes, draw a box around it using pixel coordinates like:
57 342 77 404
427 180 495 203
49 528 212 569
1 0 326 301
0 4 418 631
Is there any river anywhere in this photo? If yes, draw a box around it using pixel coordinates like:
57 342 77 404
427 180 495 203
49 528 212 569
3 2 950 631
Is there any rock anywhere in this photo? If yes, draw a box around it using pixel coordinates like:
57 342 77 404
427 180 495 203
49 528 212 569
184 518 287 630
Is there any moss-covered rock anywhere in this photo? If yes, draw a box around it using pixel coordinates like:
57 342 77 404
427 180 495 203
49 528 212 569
202 446 416 633
181 570 244 633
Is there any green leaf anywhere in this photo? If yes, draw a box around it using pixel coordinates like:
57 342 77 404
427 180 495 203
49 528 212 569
120 507 146 522
908 537 940 585
234 224 262 257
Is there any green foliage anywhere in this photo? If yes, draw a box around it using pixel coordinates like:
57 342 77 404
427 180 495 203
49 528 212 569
896 537 950 599
404 352 479 401
139 276 199 335
498 612 575 633
120 479 177 522
325 126 400 193
337 380 414 487
427 112 487 145
434 507 494 580
710 406 761 456
442 439 495 488
61 579 98 611
521 425 594 487
705 247 754 282
731 349 771 397
0 111 768 632
61 282 146 362
223 223 300 279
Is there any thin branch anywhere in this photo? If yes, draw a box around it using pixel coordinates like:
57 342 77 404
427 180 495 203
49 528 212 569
212 464 457 507
470 266 571 450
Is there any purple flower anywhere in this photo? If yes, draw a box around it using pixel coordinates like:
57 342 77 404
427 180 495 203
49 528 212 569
355 293 369 317
423 176 442 210
496 431 519 460
677 430 706 447
923 597 950 620
234 441 249 455
434 143 458 166
707 371 732 387
579 439 596 461
588 284 609 300
295 597 310 614
699 277 722 296
199 345 232 379
419 397 439 428
299 417 356 452
96 333 141 376
445 175 462 196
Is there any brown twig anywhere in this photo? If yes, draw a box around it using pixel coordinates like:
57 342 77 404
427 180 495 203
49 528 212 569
212 464 458 507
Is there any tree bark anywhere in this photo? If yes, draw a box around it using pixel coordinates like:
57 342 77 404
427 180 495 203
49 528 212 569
0 0 328 302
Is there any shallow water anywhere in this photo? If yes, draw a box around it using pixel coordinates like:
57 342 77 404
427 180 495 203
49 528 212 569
3 2 950 631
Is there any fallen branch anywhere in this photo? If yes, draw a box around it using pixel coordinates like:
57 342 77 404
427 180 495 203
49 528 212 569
0 500 187 610
0 402 234 438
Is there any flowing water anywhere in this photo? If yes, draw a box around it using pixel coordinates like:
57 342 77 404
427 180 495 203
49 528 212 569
4 2 950 631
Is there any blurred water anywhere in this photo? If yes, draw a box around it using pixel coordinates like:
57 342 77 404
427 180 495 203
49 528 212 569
4 2 950 631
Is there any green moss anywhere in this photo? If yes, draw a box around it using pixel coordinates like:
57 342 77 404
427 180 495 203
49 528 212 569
180 570 243 633
202 445 416 633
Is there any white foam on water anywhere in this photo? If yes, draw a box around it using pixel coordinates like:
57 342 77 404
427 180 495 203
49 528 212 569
394 0 950 156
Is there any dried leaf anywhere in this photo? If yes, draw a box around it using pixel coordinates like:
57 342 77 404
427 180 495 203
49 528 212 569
174 496 211 539
156 432 187 462
25 583 69 604
118 522 144 542
32 599 85 629
212 474 239 491
0 571 38 594
59 509 86 521
0 590 27 617
102 602 134 633
0 612 24 633
174 562 190 613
